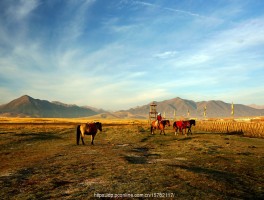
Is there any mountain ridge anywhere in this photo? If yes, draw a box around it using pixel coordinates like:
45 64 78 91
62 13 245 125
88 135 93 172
0 95 97 118
0 95 263 118
124 97 264 118
247 104 264 109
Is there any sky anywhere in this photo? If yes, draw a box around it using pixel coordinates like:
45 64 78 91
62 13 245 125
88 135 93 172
0 0 263 110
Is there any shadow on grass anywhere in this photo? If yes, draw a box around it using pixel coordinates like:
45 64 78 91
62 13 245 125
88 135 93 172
0 167 73 199
168 164 262 199
140 134 154 143
123 155 148 164
127 147 148 164
195 131 244 136
14 132 62 142
123 145 161 164
0 167 35 187
51 178 73 189
173 137 193 141
132 147 149 153
225 131 244 136
170 164 232 177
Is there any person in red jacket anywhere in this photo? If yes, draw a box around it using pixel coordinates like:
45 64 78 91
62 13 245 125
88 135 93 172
156 112 162 128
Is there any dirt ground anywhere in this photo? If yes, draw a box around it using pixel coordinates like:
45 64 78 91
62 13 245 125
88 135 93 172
0 122 263 199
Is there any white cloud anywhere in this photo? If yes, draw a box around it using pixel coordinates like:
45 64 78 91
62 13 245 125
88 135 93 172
154 51 178 59
207 17 264 53
52 0 97 44
133 1 202 18
5 0 40 21
164 7 201 18
167 16 264 71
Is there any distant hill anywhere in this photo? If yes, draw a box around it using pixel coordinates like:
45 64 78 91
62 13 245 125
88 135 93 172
123 97 264 118
248 104 264 109
85 111 146 119
0 95 263 118
0 95 97 118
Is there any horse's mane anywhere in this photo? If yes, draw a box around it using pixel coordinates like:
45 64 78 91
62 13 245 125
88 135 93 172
189 119 196 125
161 120 169 125
95 122 102 131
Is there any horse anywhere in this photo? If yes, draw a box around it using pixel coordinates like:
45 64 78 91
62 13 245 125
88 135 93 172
150 119 170 135
173 120 190 136
188 119 196 134
76 122 102 145
173 119 196 136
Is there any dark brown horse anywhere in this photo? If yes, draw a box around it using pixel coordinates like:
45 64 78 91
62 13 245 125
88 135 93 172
76 122 102 145
187 119 196 135
151 120 170 135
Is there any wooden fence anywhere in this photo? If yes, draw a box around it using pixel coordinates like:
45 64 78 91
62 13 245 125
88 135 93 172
193 121 264 138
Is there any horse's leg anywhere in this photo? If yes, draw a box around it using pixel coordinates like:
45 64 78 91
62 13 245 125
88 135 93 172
81 130 85 145
187 127 191 135
81 136 85 145
189 125 192 135
76 125 80 145
91 135 94 145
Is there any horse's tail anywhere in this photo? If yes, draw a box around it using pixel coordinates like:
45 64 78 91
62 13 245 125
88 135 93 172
76 125 81 145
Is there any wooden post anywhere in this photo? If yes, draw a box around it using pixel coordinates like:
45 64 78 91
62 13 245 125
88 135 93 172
231 102 234 117
149 102 157 124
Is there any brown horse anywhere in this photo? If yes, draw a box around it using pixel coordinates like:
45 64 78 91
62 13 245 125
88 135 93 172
173 119 196 136
150 120 170 135
76 122 102 145
173 120 190 136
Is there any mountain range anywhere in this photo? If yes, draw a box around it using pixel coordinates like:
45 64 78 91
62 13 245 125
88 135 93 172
125 98 264 118
0 95 98 118
0 95 263 118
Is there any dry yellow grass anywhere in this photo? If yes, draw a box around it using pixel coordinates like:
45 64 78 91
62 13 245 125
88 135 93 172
195 120 264 138
0 118 263 199
0 117 147 125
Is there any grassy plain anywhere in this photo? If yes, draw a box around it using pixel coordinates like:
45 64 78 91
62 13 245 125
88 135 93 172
0 118 263 199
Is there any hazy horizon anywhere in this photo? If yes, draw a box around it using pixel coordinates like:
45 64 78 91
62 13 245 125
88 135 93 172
1 94 264 112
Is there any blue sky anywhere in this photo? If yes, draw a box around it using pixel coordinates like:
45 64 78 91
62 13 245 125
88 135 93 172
0 0 263 110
